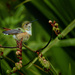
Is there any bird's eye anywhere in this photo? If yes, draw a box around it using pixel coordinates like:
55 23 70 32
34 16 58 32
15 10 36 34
18 28 21 30
26 23 29 25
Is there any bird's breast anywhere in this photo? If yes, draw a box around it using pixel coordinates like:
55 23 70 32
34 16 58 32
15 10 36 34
14 32 30 42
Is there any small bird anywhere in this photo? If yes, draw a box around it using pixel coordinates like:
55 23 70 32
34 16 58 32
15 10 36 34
3 21 32 42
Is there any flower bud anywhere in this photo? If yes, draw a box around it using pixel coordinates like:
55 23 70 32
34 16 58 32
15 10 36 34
19 60 22 64
53 27 56 31
56 28 59 31
42 56 45 60
49 20 52 24
15 62 19 67
38 56 50 69
17 56 22 60
54 23 58 27
13 67 17 72
16 51 21 55
58 34 63 40
6 70 10 74
44 61 50 69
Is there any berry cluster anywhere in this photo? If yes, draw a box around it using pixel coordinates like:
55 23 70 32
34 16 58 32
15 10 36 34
6 38 23 74
16 38 23 61
37 52 50 70
49 20 60 36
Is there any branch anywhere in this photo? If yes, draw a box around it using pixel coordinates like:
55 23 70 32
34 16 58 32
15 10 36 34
23 58 34 67
23 44 35 52
0 46 18 48
23 37 52 53
35 37 52 52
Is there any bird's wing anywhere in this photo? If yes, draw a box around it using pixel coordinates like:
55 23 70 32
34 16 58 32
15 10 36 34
3 29 23 35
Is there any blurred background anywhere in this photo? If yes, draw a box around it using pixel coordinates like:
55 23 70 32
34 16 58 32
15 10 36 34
0 0 75 75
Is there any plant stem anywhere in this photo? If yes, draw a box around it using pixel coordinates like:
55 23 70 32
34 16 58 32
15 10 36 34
50 62 58 75
23 44 35 52
23 58 36 67
36 37 52 52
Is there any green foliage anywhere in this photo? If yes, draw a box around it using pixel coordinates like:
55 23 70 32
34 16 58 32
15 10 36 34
0 0 75 75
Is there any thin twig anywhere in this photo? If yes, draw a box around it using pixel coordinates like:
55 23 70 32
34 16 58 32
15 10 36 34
0 46 18 48
33 64 44 72
18 71 24 75
23 58 34 67
3 56 15 63
35 37 52 52
23 37 52 53
23 44 35 52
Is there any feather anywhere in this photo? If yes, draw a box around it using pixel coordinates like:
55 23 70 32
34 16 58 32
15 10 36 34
3 29 23 35
3 27 11 31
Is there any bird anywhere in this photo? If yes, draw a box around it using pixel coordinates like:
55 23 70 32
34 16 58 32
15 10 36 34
2 21 32 42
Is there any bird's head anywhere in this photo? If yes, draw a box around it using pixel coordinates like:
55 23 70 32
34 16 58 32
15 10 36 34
22 21 32 35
